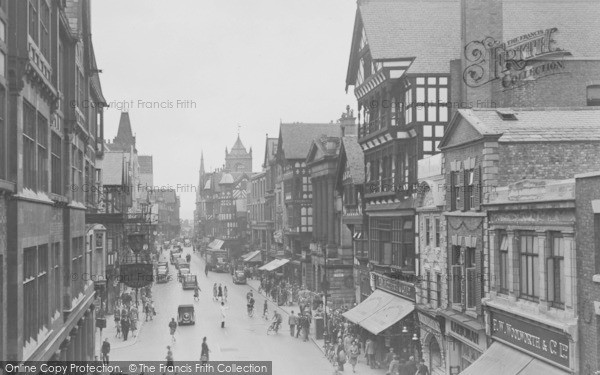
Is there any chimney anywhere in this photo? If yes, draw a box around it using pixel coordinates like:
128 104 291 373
339 105 357 136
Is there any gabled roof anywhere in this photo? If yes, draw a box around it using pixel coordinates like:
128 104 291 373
306 135 341 165
263 138 278 167
346 0 460 87
341 136 365 183
138 155 153 174
439 107 600 148
227 135 250 157
278 123 340 160
112 112 136 151
102 152 126 185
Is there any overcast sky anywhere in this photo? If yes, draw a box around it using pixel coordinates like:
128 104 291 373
92 0 357 220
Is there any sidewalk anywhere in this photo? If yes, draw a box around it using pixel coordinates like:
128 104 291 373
94 305 149 355
247 279 387 375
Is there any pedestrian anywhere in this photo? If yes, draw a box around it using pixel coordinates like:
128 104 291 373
337 341 347 372
416 359 430 375
220 301 229 328
101 338 110 365
349 341 359 373
121 318 130 341
365 338 375 368
169 318 177 342
303 315 311 342
205 263 209 277
130 314 138 338
212 283 218 301
263 300 268 319
223 285 228 303
218 284 223 302
200 337 210 365
296 314 303 338
387 355 400 375
288 310 297 337
384 347 395 369
165 346 174 369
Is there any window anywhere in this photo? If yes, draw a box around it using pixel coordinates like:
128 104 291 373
39 0 50 59
547 233 564 308
587 85 600 106
434 218 440 247
465 169 474 211
425 219 430 246
498 231 509 293
23 102 37 190
0 87 5 180
436 273 442 308
465 247 477 308
51 133 62 195
23 246 37 343
426 271 431 303
37 114 48 192
28 0 38 44
51 242 60 315
519 233 539 301
429 338 442 370
37 244 49 329
451 171 460 211
451 246 462 304
71 236 84 297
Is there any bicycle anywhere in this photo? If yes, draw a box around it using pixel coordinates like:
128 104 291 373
267 321 280 335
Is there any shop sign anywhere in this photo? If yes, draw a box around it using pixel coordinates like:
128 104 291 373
450 321 480 345
372 272 415 301
418 312 441 333
491 310 570 368
118 263 154 288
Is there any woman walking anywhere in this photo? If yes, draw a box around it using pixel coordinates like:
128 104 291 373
349 341 360 373
200 337 210 365
223 286 228 303
212 283 218 302
218 284 223 302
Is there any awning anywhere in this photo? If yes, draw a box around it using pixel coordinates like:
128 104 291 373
258 258 290 272
241 250 262 263
460 342 569 375
208 239 224 250
342 289 414 335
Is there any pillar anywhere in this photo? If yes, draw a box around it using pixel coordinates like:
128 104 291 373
536 231 547 309
563 232 575 311
506 230 516 301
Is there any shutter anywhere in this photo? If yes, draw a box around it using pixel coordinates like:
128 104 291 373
445 171 452 211
457 168 465 211
473 165 481 210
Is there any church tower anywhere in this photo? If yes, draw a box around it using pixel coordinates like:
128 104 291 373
225 134 252 172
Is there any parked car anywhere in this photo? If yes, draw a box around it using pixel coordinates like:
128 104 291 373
232 270 247 284
157 262 169 273
178 304 195 325
175 258 189 270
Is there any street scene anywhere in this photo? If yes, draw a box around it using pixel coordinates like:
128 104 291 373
1 0 600 375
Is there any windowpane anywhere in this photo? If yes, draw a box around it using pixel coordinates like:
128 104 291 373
416 77 425 85
427 77 437 85
423 125 432 137
439 77 448 85
439 88 448 103
439 106 448 122
428 105 437 122
435 125 444 137
416 88 425 103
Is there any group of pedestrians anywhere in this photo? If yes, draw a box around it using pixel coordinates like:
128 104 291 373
287 310 311 341
212 283 228 303
164 337 211 370
113 301 139 341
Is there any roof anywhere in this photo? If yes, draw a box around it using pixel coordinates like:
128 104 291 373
228 135 250 157
113 112 136 150
341 136 365 183
307 135 341 165
220 173 234 185
442 107 600 145
278 123 340 159
101 152 125 185
347 0 460 86
502 0 600 60
138 155 153 174
89 42 107 104
263 138 278 167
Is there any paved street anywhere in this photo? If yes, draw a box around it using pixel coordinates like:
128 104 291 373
109 246 333 374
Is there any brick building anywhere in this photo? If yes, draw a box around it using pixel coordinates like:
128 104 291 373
440 107 600 375
1 0 106 361
575 171 600 375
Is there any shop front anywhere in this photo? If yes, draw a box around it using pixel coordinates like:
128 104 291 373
343 273 420 364
439 309 487 375
461 308 574 375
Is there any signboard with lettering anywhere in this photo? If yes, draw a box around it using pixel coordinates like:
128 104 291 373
491 310 570 368
372 272 416 301
119 263 154 288
451 321 479 345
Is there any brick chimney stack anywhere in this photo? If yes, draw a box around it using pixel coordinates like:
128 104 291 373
340 105 356 137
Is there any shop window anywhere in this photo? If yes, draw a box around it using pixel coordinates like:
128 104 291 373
519 233 539 301
547 233 565 309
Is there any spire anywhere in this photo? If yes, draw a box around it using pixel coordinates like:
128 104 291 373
113 112 136 151
200 151 205 175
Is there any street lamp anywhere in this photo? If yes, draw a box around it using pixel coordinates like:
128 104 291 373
127 232 148 307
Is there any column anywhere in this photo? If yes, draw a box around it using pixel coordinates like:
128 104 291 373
562 232 575 311
536 231 547 310
488 230 497 295
506 230 517 301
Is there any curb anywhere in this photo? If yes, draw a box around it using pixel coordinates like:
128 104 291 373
110 314 147 350
246 281 325 354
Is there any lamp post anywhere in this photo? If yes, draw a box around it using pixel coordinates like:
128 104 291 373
127 232 148 307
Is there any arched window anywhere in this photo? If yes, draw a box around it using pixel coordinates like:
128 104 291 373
429 337 442 370
587 85 600 106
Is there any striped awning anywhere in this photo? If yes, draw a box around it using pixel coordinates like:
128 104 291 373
258 258 290 272
208 239 224 250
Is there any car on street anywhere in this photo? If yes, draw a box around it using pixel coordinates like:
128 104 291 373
175 258 188 270
157 262 169 273
178 304 195 325
182 274 197 289
214 261 228 273
232 270 247 284
156 266 169 283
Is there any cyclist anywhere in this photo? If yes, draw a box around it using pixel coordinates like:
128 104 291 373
247 296 255 317
246 290 253 303
169 318 178 342
269 310 282 333
194 285 200 302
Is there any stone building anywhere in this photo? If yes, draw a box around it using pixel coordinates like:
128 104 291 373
414 153 447 375
2 0 106 361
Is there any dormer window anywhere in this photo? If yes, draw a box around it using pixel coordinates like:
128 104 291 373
496 110 517 121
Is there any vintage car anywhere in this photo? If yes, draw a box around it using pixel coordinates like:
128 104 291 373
182 274 198 290
157 262 169 273
178 304 195 325
170 252 183 264
175 258 189 270
232 270 247 284
156 266 169 283
178 264 190 280
214 261 228 273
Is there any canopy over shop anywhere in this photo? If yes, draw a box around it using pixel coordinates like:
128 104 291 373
258 258 290 272
241 250 262 263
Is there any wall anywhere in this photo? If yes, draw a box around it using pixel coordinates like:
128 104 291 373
575 173 600 375
0 194 6 359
